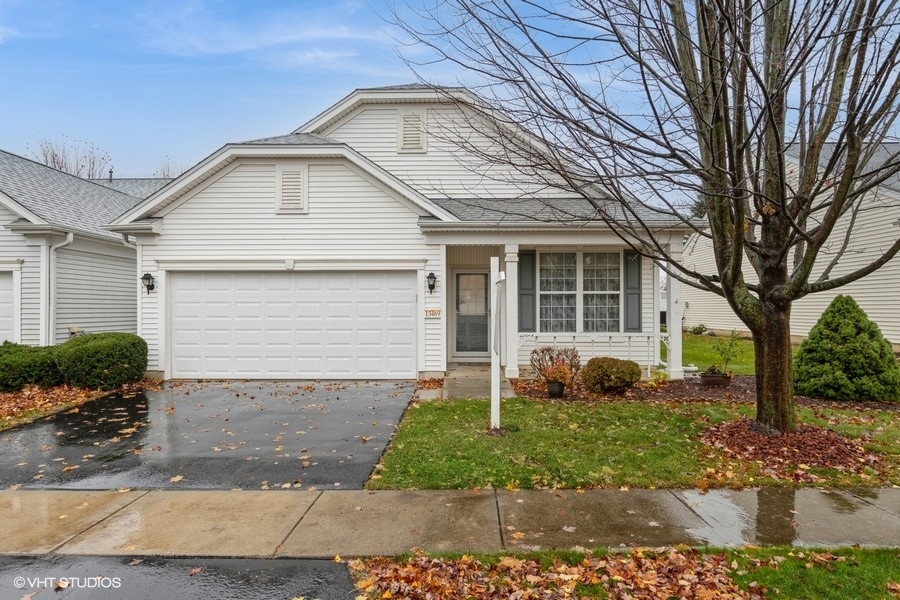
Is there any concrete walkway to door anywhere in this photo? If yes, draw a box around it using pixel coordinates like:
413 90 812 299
425 364 518 401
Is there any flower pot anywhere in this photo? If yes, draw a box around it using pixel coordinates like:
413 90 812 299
546 381 566 397
700 373 732 388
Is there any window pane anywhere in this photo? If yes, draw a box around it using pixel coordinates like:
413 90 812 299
540 294 576 332
584 294 620 332
539 253 576 292
584 252 620 292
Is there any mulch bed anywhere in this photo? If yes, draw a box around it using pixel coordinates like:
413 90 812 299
511 375 899 411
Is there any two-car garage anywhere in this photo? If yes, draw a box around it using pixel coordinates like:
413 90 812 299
169 271 418 379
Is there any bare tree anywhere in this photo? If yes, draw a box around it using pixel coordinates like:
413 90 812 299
153 155 191 178
30 135 113 179
395 0 900 433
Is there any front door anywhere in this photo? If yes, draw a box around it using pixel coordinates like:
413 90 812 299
455 272 489 355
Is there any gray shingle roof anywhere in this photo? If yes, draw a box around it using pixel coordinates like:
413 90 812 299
785 142 900 193
91 178 172 198
0 149 142 239
242 133 337 145
431 197 683 225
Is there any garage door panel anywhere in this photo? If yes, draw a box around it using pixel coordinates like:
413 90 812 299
171 272 417 378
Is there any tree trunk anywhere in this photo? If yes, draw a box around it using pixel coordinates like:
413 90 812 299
752 302 796 434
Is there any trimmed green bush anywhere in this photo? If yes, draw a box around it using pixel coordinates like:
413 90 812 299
794 295 900 401
580 356 642 394
55 332 148 390
0 342 64 392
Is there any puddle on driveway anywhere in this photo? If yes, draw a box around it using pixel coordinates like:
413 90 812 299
0 380 414 491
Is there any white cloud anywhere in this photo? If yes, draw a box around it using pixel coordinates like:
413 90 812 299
137 1 395 59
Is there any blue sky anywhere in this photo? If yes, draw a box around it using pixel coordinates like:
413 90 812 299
0 0 449 177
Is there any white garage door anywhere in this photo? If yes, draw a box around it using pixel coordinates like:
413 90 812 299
170 272 417 379
0 272 13 343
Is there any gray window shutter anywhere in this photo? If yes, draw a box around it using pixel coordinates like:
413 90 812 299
624 251 642 332
518 251 536 332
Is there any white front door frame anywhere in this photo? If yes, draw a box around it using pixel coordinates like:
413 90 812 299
450 268 491 362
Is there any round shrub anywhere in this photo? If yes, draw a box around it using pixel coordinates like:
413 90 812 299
0 342 64 391
580 356 642 394
794 295 900 401
55 332 148 390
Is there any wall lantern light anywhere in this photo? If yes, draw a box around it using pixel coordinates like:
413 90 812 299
426 272 437 294
141 273 155 295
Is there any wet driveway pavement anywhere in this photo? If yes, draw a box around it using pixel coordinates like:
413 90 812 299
0 380 414 491
0 555 356 599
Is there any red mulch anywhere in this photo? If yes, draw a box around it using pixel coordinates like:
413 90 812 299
512 374 898 411
699 418 880 482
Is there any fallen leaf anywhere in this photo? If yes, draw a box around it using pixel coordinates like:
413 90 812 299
170 475 184 483
189 567 203 576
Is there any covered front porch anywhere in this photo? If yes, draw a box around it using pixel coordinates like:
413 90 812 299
435 242 684 380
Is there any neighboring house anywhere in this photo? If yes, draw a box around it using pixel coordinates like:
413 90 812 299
109 85 692 380
683 143 900 346
0 149 142 345
92 177 173 198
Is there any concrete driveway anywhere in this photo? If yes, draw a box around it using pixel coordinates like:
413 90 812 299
0 380 414 491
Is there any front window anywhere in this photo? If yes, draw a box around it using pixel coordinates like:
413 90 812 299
538 251 621 333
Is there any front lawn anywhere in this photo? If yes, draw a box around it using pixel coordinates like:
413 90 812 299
369 398 898 490
664 332 759 374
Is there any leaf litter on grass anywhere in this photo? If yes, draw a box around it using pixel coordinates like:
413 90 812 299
351 547 765 599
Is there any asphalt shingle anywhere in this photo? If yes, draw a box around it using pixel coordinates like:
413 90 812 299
1 150 143 239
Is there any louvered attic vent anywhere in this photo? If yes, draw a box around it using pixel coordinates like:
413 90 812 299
399 112 426 152
276 163 308 213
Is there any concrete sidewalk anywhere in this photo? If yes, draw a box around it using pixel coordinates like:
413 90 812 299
1 487 897 558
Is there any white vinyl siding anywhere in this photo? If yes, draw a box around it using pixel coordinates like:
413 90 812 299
170 271 416 379
0 206 39 346
682 186 900 344
0 272 13 342
141 159 443 375
323 105 582 200
54 239 137 343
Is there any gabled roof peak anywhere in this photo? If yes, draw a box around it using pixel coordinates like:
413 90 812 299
295 83 472 134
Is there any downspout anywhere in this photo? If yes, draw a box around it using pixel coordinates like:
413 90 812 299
120 234 142 338
45 232 74 345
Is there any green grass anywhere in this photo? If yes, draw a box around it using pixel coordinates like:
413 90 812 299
729 547 900 600
369 398 898 490
664 332 758 374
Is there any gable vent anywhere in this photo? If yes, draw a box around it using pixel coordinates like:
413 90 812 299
399 112 426 152
281 171 304 207
276 163 308 213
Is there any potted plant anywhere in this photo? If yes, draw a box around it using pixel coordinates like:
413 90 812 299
542 361 574 397
530 346 580 397
699 330 743 387
699 363 731 387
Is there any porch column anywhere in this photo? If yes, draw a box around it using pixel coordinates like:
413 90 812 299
504 244 520 378
666 237 684 379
